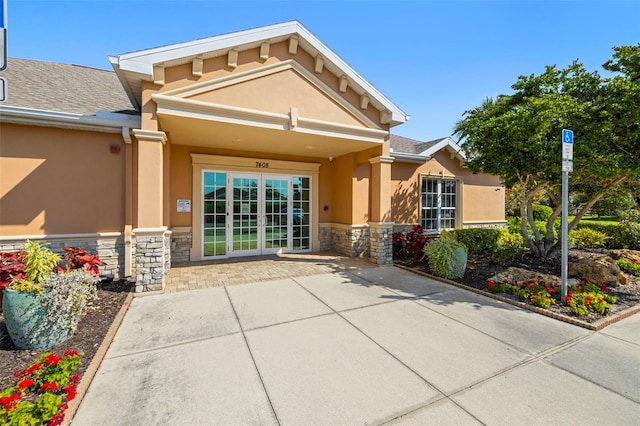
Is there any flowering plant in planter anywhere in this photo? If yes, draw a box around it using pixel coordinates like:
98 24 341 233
0 350 82 426
1 241 102 349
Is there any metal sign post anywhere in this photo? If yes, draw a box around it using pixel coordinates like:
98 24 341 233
561 129 574 303
0 0 6 71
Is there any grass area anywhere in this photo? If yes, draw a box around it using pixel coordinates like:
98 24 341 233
570 216 620 225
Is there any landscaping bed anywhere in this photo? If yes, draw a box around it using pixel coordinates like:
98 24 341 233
0 279 133 391
397 248 640 327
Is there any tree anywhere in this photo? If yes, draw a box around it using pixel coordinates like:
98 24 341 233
455 44 640 258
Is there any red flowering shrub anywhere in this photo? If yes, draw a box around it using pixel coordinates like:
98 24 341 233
63 247 103 276
0 351 82 425
485 278 618 315
392 225 430 261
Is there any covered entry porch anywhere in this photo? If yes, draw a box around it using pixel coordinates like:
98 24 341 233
110 21 409 291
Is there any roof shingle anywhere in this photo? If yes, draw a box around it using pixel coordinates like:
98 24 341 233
390 134 446 155
0 58 137 115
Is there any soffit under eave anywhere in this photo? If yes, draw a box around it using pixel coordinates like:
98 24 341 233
152 94 388 144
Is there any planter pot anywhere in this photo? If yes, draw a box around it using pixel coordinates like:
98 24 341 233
2 288 74 350
451 247 468 279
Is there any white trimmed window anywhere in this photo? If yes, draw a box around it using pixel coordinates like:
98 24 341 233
420 177 458 232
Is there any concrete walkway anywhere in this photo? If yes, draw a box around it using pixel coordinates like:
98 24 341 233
73 265 640 425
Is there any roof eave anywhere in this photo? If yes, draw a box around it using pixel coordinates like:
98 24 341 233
390 152 430 163
0 105 141 133
111 21 408 123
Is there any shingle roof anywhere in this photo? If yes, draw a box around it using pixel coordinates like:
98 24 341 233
390 134 446 155
0 58 137 115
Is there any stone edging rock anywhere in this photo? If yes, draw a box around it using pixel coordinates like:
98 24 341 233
64 291 134 425
395 264 640 331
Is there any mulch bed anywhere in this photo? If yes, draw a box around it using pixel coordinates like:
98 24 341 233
397 249 640 325
0 280 133 391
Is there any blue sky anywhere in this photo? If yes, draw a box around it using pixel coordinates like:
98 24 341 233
5 0 639 142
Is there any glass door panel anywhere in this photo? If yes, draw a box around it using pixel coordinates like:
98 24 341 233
203 171 226 257
230 175 260 256
263 177 289 253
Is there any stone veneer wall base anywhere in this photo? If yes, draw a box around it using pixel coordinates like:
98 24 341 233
0 235 125 280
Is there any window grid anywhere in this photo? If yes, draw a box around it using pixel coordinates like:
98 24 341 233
420 178 457 232
203 172 226 257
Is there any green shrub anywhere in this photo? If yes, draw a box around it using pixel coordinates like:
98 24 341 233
493 229 524 262
576 221 639 250
569 228 610 249
619 209 640 223
591 190 637 217
617 259 640 275
424 238 468 279
448 228 501 253
532 204 553 222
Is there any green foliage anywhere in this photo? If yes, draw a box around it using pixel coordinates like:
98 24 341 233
568 228 610 249
455 43 640 257
531 204 553 222
617 259 640 275
566 282 617 316
486 279 618 316
36 270 99 338
591 189 637 216
576 218 640 250
494 229 525 262
488 279 558 308
619 209 640 223
447 228 502 253
424 238 468 279
12 241 60 291
0 351 82 426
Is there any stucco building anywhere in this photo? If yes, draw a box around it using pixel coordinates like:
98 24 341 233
0 21 505 292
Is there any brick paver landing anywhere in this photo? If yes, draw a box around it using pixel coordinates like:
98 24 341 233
166 252 375 292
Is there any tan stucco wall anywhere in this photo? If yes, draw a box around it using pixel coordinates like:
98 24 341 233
0 123 126 235
147 41 382 129
391 150 505 226
189 69 367 128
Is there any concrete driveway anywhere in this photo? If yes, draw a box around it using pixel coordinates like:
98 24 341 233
73 266 640 425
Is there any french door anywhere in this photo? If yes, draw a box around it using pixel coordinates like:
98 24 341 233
202 171 311 258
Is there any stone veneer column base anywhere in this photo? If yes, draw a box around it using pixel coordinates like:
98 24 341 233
369 222 394 265
132 227 169 292
170 227 192 263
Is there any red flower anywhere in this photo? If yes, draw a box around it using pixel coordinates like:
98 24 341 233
44 353 62 365
64 350 79 357
24 362 43 375
64 385 77 401
70 373 80 386
488 281 496 288
17 378 34 390
40 382 59 392
546 287 556 294
565 296 572 302
58 403 69 411
599 285 609 293
49 413 65 426
0 393 21 411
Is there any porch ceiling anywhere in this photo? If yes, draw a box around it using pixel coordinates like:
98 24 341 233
158 114 383 159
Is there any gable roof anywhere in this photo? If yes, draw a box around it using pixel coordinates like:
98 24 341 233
0 58 136 115
108 21 409 127
390 134 445 155
390 134 466 163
